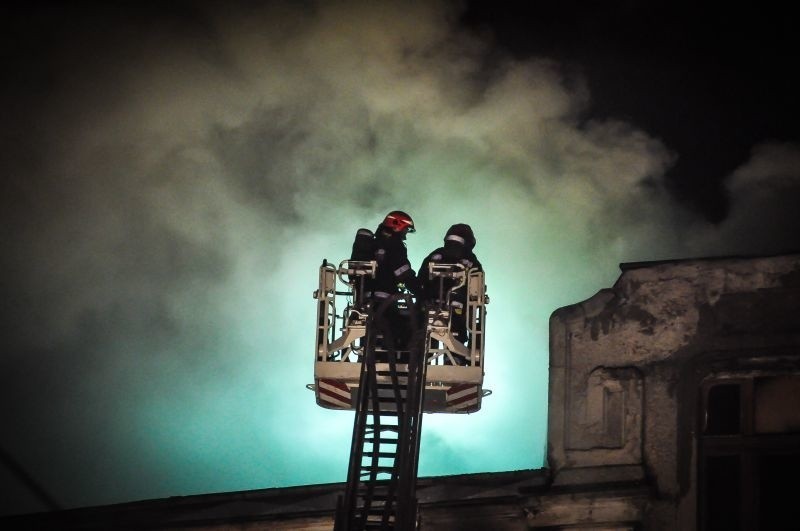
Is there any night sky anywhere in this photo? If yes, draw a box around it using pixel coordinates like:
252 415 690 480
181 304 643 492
2 1 798 516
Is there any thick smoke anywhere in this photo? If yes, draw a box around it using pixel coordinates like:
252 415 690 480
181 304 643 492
1 0 797 514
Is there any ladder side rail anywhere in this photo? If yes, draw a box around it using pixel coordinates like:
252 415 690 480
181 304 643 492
336 323 376 531
359 346 383 529
380 323 404 529
400 331 427 530
395 296 425 531
394 330 425 531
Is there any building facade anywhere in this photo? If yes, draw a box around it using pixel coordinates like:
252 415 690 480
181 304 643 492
5 253 799 530
547 253 800 530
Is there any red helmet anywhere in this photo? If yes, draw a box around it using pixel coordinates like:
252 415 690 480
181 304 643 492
382 211 416 233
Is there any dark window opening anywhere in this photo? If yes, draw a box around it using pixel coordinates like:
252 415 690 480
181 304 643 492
705 455 741 531
705 383 741 435
758 453 800 530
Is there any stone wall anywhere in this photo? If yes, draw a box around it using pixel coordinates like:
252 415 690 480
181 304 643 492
547 253 800 530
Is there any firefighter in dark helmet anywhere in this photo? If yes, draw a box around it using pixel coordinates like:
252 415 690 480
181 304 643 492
418 223 482 361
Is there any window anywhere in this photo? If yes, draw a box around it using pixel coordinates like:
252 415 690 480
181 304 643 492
705 383 740 435
700 375 800 531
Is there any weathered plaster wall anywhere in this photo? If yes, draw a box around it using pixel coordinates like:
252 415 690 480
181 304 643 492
548 253 800 530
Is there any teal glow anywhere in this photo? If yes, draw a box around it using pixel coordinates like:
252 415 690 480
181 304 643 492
5 1 787 517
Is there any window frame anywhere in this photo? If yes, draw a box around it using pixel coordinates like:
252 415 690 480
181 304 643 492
698 374 800 531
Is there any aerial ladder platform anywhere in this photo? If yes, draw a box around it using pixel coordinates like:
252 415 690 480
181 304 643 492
311 260 489 530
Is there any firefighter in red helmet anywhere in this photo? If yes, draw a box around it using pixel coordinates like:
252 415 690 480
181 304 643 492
349 211 421 347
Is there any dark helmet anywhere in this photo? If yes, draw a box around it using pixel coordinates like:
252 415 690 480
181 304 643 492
382 211 416 234
444 223 475 249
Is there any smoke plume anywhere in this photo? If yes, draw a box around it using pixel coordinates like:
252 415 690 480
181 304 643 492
1 0 797 514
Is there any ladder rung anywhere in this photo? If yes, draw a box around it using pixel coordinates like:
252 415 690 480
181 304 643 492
358 478 392 487
358 494 391 502
357 500 388 509
359 493 393 501
365 516 395 524
356 488 391 497
363 438 398 445
360 454 397 462
361 464 396 472
358 485 391 493
362 446 398 453
358 493 391 502
364 433 399 439
367 425 400 434
367 508 394 523
361 466 395 474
